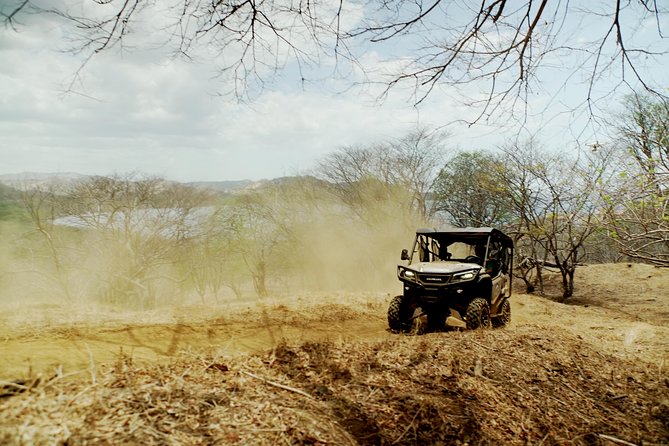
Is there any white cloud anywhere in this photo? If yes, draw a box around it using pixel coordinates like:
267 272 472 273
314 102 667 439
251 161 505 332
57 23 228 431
0 19 428 182
0 4 452 182
1 1 666 182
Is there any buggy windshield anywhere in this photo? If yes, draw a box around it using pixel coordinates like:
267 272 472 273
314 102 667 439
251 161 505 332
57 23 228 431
412 235 486 263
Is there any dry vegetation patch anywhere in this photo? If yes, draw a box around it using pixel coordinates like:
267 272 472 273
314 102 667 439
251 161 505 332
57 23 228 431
1 325 667 446
1 264 668 444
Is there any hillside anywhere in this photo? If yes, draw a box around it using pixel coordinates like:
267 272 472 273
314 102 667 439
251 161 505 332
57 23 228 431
0 263 667 445
0 172 267 195
0 183 20 200
0 183 25 222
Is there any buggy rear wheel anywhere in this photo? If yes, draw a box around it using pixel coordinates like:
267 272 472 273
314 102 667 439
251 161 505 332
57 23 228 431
492 298 511 328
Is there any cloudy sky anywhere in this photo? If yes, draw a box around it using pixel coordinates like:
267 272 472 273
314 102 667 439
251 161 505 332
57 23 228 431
1 1 666 182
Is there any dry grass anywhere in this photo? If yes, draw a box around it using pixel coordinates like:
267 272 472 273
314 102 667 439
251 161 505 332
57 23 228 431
1 325 667 445
1 263 669 445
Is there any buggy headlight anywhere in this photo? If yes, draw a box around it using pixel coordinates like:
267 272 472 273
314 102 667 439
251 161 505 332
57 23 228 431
452 270 477 282
398 268 417 282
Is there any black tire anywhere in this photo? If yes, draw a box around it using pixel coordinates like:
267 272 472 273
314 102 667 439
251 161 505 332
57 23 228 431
387 295 413 333
492 299 511 328
465 297 492 330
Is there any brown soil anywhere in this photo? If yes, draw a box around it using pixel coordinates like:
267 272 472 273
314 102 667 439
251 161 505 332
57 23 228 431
0 264 668 445
0 299 390 381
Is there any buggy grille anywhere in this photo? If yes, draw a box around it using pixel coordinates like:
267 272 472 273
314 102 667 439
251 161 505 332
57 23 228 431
416 274 451 285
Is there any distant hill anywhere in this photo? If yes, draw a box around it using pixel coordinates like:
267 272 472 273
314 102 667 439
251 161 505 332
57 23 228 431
0 173 271 194
185 180 263 194
0 172 88 190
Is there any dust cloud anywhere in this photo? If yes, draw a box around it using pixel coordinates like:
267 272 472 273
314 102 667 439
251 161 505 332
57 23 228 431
0 182 428 329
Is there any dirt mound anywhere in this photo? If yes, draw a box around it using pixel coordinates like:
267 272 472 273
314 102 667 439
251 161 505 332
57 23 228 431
573 263 669 324
529 263 668 324
1 325 667 445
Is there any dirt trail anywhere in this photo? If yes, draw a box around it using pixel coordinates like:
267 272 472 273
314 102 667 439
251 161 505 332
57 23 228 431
0 303 392 381
1 263 668 381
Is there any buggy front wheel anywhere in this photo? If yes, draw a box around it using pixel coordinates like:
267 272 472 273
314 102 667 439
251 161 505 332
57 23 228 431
387 295 413 333
466 298 492 330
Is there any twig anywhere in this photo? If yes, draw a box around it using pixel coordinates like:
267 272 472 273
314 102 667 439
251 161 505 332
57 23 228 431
470 340 495 352
67 383 99 407
571 357 587 381
240 370 313 399
393 402 423 444
0 380 29 398
597 434 638 446
86 344 96 385
0 381 29 391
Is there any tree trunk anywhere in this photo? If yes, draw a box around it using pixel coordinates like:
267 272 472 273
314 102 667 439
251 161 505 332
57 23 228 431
559 266 575 302
253 260 268 297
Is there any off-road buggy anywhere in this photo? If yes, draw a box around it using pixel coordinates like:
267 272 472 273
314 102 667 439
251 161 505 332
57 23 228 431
388 227 513 333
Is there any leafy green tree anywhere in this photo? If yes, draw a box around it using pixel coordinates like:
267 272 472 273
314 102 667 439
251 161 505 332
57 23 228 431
432 150 513 228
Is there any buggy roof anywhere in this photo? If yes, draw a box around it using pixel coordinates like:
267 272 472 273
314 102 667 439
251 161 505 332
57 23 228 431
415 227 513 248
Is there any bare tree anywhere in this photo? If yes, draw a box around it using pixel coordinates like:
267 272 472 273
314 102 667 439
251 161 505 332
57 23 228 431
599 94 669 266
182 210 246 302
317 128 445 223
500 141 612 300
215 183 300 297
51 174 212 307
216 197 271 298
618 94 669 181
389 129 446 219
600 183 669 266
20 183 73 300
496 143 550 293
4 1 666 116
